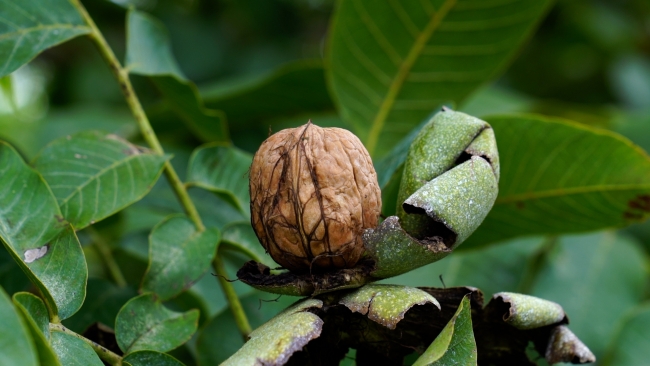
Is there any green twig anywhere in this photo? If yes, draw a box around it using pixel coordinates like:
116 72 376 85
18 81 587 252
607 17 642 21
70 0 204 232
214 254 252 340
70 0 251 339
50 323 122 366
87 227 127 287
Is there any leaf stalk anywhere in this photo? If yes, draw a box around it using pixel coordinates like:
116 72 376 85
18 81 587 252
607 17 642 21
50 323 122 366
214 254 252 340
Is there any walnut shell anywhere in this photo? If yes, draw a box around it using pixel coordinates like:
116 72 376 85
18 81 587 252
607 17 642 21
250 122 381 271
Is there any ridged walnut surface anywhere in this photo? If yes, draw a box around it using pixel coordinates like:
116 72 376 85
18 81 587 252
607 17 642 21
250 122 381 271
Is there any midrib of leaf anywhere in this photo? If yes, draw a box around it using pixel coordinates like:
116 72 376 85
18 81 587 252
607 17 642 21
0 24 90 42
57 154 152 207
127 312 193 352
496 183 650 204
365 0 457 155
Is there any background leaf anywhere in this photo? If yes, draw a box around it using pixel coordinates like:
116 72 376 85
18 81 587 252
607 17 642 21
0 287 37 366
0 0 90 77
186 144 252 216
50 330 103 366
32 131 167 230
125 9 228 143
0 142 87 320
530 232 647 358
62 278 136 334
141 215 220 301
115 293 199 354
221 221 277 267
201 60 336 149
464 115 650 248
327 0 552 157
602 303 650 366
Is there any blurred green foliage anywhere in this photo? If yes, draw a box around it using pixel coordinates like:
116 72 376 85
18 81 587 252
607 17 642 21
1 0 649 365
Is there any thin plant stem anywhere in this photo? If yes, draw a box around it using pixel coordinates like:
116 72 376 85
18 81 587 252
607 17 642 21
214 254 252 340
69 0 204 232
50 323 122 366
69 0 251 340
87 227 127 288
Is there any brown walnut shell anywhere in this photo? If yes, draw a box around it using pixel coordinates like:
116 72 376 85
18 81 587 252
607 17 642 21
249 122 381 271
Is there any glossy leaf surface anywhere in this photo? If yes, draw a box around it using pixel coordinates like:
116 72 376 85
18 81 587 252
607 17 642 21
141 215 220 300
0 0 90 77
327 0 552 156
0 142 87 320
33 131 167 230
115 293 199 354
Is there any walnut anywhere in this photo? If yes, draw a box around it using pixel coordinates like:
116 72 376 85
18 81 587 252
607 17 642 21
249 122 381 271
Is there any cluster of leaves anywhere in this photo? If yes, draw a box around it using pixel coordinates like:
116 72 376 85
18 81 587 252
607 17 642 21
1 0 650 365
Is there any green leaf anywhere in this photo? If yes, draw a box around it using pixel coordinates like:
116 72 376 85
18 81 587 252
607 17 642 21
32 131 168 230
115 293 199 354
221 299 323 366
50 331 103 366
123 350 185 366
339 284 439 329
0 0 90 77
326 0 552 157
62 278 137 333
413 295 476 365
141 215 220 301
0 142 87 320
12 293 61 366
202 60 335 142
0 287 37 366
186 144 253 216
13 292 49 338
221 221 276 267
125 9 228 143
531 232 646 358
464 114 650 248
602 303 650 366
196 291 297 365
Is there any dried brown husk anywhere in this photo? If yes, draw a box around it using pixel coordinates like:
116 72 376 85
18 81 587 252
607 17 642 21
250 122 381 271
